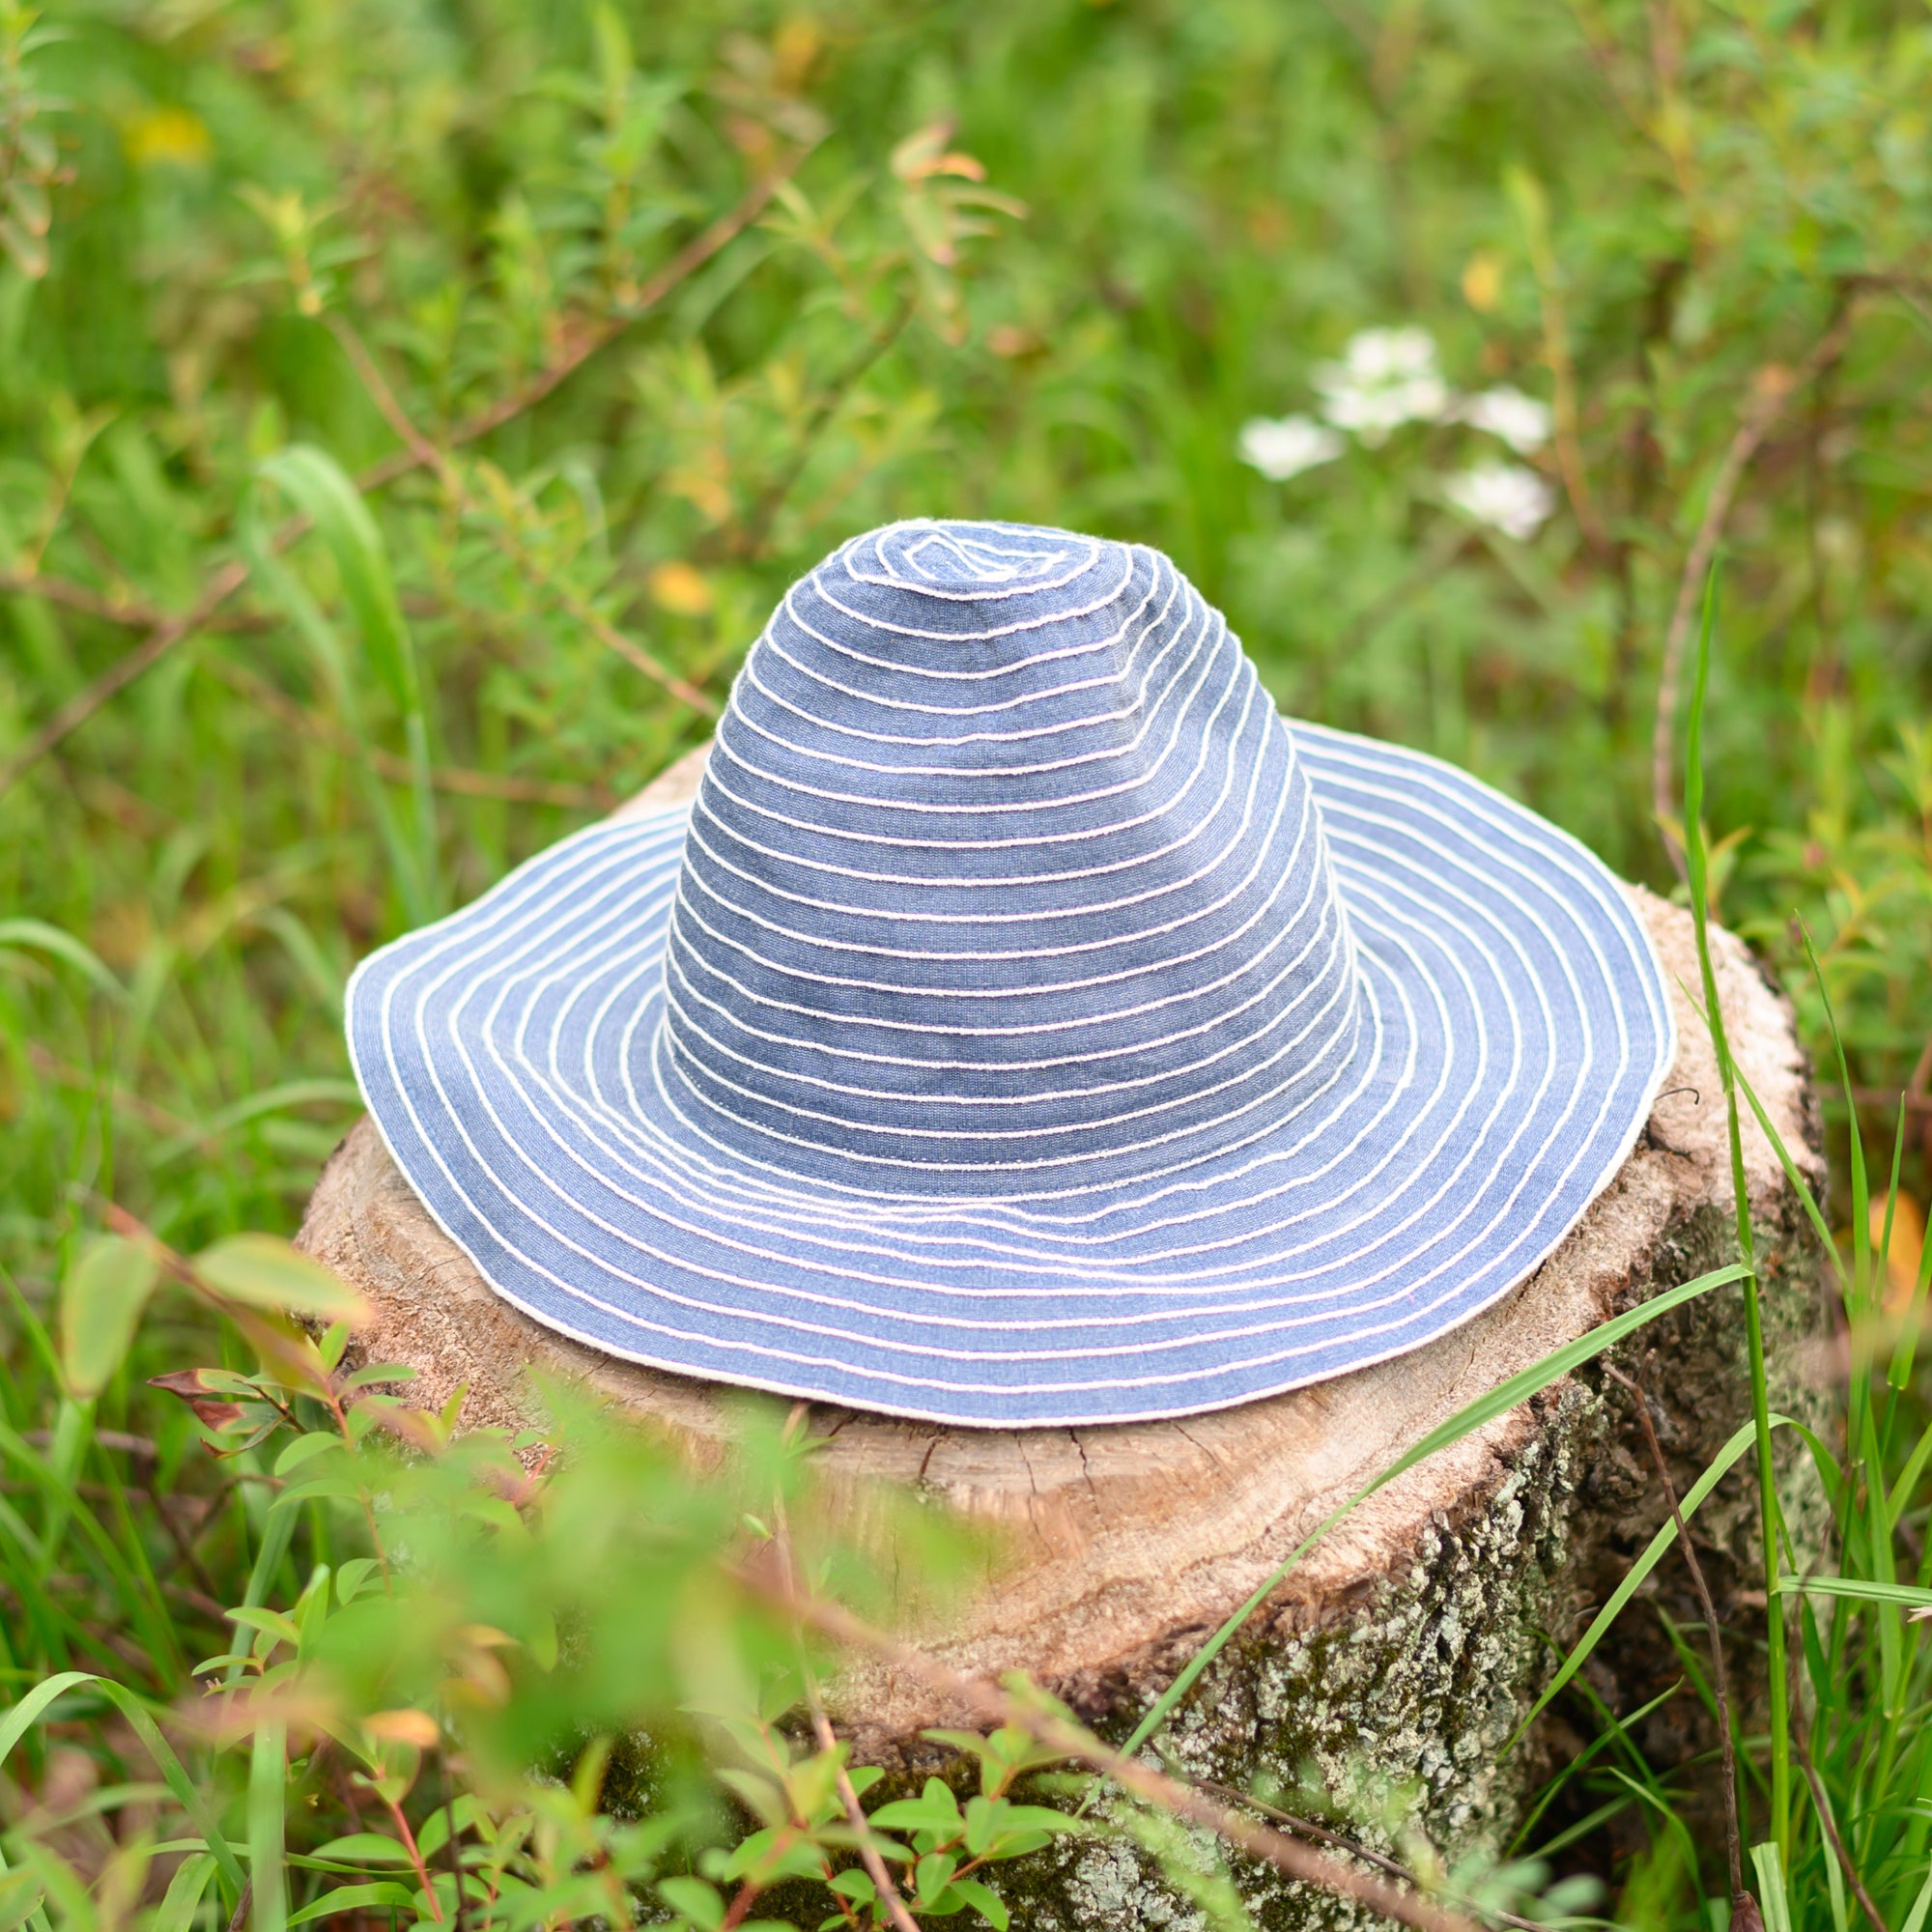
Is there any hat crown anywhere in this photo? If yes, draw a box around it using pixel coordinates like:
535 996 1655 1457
657 520 1360 1198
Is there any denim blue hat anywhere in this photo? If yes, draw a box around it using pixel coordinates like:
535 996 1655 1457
347 520 1674 1427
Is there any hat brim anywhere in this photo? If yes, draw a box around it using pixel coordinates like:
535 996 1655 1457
346 722 1674 1428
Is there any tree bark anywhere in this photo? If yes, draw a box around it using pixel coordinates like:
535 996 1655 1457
298 742 1829 1926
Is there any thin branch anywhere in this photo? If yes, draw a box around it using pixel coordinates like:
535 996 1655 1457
0 567 174 629
1188 1774 1548 1932
749 1563 1483 1932
532 565 720 717
718 1878 764 1931
0 154 806 797
439 1744 469 1932
358 149 812 490
804 1678 921 1932
222 1879 252 1932
0 558 251 800
376 1785 445 1922
327 310 719 719
1529 265 1613 566
1604 1364 1746 1905
1796 1745 1890 1932
771 1464 922 1932
1650 304 1861 874
727 295 914 560
199 652 613 810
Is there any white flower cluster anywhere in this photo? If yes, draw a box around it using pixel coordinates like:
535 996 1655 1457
1238 327 1557 540
1312 327 1449 445
1442 460 1555 542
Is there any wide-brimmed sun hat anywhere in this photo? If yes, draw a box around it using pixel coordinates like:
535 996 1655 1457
347 519 1674 1428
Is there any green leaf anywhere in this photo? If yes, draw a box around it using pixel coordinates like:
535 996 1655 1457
287 1884 417 1926
338 1362 418 1391
870 1789 966 1835
334 1558 381 1605
193 1234 367 1321
273 1476 368 1510
949 1877 1011 1931
715 1768 788 1830
964 1793 997 1855
228 1605 303 1649
916 1850 959 1907
59 1236 159 1399
658 1876 724 1930
309 1833 419 1866
272 1432 343 1478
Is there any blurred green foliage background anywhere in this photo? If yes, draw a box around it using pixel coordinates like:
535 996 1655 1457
5 0 1932 1266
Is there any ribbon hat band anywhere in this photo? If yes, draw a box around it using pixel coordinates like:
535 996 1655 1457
348 520 1674 1427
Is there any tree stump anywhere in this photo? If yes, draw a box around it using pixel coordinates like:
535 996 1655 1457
298 743 1829 1928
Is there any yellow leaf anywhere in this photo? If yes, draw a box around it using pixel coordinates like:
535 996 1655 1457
363 1708 440 1747
1872 1191 1926 1315
122 106 213 170
649 559 715 616
1462 250 1505 315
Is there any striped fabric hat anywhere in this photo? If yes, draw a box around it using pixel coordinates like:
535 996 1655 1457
347 520 1673 1427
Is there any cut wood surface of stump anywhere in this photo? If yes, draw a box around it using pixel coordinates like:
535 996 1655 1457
298 741 1829 1929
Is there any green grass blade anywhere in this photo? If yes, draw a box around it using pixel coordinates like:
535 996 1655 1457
0 1423 183 1687
1115 1261 1746 1765
1730 1063 1845 1293
1509 1677 1683 1854
1680 560 1791 1866
254 445 439 921
1888 1418 1932 1521
0 1673 245 1907
0 1848 53 1932
248 1713 288 1932
1751 1840 1794 1932
1776 1575 1932 1611
1804 924 1875 1466
153 1853 217 1932
1804 1728 1853 1932
150 1078 361 1168
255 447 418 718
92 1684 247 1904
0 918 128 1006
1902 1858 1932 1932
224 1498 298 1688
0 1673 97 1763
1503 1418 1775 1753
